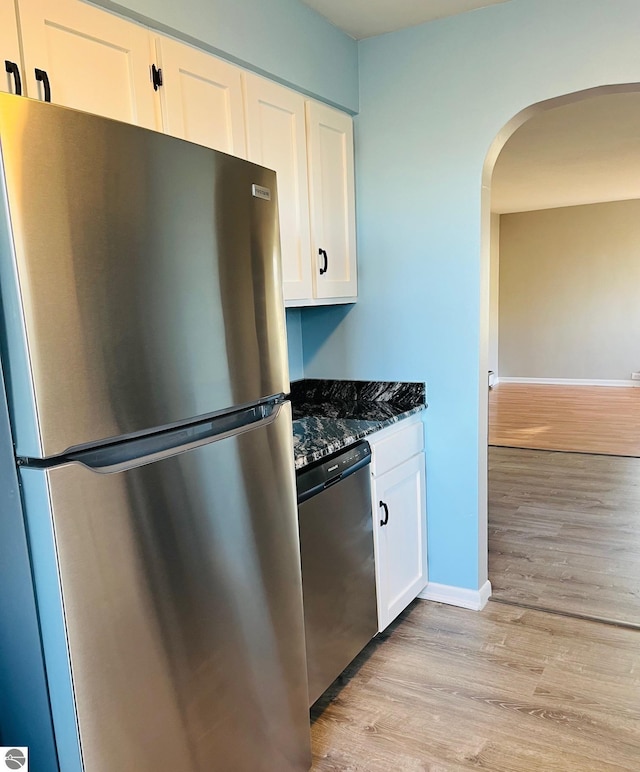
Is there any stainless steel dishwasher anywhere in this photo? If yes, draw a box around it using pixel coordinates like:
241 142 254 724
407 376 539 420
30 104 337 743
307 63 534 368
296 441 378 706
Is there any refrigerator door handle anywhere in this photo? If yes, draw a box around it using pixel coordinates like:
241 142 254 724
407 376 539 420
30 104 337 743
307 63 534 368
66 401 287 474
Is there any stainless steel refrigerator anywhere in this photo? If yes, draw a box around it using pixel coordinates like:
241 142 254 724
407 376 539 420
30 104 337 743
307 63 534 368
0 93 311 772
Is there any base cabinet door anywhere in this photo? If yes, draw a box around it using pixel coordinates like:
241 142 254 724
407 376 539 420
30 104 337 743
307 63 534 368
17 0 157 128
156 36 246 157
372 451 427 631
1 1 22 95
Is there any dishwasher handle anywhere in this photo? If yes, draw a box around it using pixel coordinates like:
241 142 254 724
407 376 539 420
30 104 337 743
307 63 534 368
323 474 343 490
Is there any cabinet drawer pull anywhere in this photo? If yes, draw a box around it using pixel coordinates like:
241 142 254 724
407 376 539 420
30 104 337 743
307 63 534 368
4 60 22 96
318 248 328 275
34 68 51 102
379 500 389 526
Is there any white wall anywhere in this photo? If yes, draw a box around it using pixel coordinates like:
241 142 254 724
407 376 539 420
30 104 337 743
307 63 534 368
302 0 640 591
499 199 640 380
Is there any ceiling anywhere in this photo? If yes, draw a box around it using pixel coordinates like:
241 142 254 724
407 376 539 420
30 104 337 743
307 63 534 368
491 92 640 214
300 0 510 40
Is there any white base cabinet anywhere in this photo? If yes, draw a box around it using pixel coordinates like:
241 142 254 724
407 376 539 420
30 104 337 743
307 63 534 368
369 417 427 632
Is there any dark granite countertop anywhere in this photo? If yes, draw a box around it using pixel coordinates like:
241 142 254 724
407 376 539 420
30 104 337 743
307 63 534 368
290 379 426 470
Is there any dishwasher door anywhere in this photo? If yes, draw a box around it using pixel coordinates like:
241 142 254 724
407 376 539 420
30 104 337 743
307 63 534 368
297 443 378 706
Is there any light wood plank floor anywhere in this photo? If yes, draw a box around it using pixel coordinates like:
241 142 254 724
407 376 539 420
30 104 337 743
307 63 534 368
489 446 640 626
310 389 640 769
310 601 640 771
489 383 640 456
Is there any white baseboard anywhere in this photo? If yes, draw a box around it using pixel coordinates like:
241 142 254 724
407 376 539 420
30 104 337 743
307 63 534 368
418 580 492 611
498 377 639 388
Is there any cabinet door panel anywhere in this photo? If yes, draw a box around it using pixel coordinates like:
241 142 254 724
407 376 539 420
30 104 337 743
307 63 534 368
373 452 427 631
1 1 22 95
244 74 312 302
306 100 357 299
156 36 246 157
18 0 157 128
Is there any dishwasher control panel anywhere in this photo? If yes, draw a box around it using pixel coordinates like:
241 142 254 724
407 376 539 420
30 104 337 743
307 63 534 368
296 441 371 504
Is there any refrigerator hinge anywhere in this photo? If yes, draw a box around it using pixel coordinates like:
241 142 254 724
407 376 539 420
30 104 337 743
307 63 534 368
151 64 163 91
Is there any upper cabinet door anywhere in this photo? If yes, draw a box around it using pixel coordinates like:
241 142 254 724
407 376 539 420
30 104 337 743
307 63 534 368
244 74 312 302
306 101 357 300
1 1 23 95
17 0 157 128
155 36 246 157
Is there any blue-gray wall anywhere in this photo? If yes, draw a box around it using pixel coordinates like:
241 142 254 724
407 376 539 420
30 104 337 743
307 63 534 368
98 0 359 112
83 0 640 595
285 308 304 382
302 0 640 591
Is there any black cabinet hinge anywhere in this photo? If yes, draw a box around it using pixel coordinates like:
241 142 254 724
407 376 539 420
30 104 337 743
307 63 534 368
151 64 163 91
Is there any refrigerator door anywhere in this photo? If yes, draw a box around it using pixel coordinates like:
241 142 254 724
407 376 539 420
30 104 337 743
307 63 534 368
20 402 311 772
0 93 288 459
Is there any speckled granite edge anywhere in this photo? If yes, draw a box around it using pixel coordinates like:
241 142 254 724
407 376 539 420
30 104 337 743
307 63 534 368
292 404 426 470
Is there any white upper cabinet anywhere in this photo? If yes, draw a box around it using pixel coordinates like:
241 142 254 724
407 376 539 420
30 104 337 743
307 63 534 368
306 101 357 301
1 1 23 95
155 36 246 157
244 74 312 302
6 0 357 306
17 0 157 128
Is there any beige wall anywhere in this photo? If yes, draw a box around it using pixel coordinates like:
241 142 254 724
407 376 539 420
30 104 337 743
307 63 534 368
499 199 640 381
488 213 500 375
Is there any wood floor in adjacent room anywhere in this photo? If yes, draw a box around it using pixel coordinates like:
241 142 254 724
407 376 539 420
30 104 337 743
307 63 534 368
488 446 640 626
489 383 640 456
310 600 640 771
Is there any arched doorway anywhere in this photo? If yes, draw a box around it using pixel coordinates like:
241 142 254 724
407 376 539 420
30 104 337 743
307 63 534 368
480 85 640 626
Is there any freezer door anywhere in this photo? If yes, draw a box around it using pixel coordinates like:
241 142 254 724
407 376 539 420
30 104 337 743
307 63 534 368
0 93 288 458
20 402 310 772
